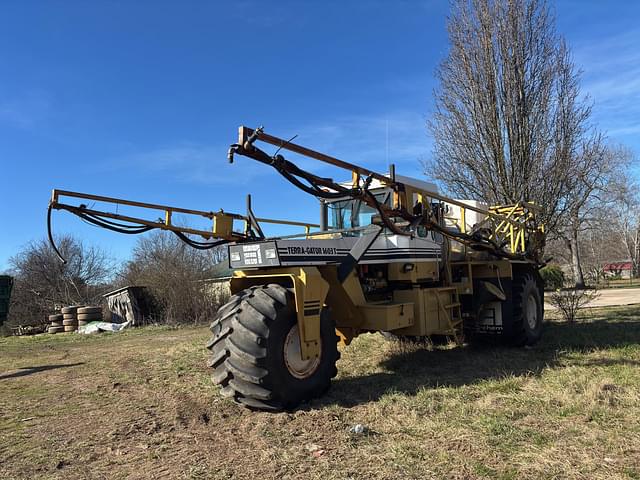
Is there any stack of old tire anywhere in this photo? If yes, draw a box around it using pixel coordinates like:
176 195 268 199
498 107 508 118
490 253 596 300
48 314 64 334
61 306 79 332
77 306 103 328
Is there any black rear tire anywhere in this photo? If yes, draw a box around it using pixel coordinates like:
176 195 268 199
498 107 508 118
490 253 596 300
505 270 544 346
206 284 339 411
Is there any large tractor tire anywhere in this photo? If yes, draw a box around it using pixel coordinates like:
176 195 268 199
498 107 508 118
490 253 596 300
206 284 339 411
503 269 544 346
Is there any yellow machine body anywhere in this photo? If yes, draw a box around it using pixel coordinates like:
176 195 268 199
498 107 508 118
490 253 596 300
228 258 517 359
49 126 542 362
47 125 545 412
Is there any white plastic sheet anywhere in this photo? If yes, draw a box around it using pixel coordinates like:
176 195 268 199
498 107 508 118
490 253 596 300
78 320 131 334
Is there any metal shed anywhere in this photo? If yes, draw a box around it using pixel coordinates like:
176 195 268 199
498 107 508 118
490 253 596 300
103 286 151 326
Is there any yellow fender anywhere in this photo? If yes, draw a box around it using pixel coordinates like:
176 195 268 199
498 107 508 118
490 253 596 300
230 267 329 360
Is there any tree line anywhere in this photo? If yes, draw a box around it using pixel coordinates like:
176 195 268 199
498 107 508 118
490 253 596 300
4 232 229 331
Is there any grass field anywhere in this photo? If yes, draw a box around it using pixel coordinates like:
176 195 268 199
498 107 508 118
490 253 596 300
1 305 640 480
599 279 640 289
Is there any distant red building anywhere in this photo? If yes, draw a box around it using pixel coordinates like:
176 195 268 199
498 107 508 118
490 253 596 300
603 261 633 279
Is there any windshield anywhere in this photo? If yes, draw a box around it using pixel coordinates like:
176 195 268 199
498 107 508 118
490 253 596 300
327 192 390 231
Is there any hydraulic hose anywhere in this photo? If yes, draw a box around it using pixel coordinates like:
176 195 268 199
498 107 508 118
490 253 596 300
47 203 67 264
233 140 533 263
47 202 228 263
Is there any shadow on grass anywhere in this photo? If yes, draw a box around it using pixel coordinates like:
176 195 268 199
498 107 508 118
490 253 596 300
324 313 640 408
0 362 85 380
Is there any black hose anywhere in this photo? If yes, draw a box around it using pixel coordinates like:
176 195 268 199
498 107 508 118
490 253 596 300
47 204 68 264
82 213 155 231
48 203 229 261
76 211 154 234
257 144 528 261
172 231 228 250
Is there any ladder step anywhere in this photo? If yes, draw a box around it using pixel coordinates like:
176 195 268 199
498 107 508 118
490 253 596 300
437 287 457 292
444 302 461 309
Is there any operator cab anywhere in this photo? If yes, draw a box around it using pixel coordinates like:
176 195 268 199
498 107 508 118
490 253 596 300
325 190 390 232
321 174 439 236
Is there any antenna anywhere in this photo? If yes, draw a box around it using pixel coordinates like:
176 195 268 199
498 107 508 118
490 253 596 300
385 118 389 174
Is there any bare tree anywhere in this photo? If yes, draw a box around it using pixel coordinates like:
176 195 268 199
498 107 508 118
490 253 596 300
580 226 629 284
612 179 640 278
559 144 632 286
427 0 594 239
545 161 637 287
120 231 228 324
8 236 114 325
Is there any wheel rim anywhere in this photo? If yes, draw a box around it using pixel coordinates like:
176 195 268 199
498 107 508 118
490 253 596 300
283 324 321 379
526 293 538 330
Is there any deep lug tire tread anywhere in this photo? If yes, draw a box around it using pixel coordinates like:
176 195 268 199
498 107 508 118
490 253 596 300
206 284 339 411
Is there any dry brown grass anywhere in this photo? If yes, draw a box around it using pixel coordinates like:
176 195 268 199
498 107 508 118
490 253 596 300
1 305 640 479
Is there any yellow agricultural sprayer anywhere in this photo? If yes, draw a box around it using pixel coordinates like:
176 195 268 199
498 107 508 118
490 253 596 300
49 126 545 411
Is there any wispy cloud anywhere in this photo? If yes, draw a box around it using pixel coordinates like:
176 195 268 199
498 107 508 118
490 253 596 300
106 110 432 186
575 28 640 146
106 143 266 186
281 111 431 174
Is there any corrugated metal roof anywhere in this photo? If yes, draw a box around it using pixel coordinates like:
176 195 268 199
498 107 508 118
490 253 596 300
603 262 633 271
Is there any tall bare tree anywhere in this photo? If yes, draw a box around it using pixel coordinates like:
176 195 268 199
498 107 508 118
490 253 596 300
559 143 631 286
120 231 228 324
612 177 640 278
428 0 594 240
8 236 113 325
545 155 637 287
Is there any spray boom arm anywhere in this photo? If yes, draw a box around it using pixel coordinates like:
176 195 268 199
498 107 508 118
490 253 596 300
228 126 544 264
47 189 318 263
48 125 544 265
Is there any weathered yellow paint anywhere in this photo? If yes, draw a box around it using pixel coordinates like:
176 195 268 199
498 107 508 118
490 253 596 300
212 213 234 238
388 262 438 283
358 302 414 330
318 268 364 346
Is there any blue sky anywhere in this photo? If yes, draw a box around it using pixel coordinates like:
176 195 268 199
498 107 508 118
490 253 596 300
1 0 639 271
